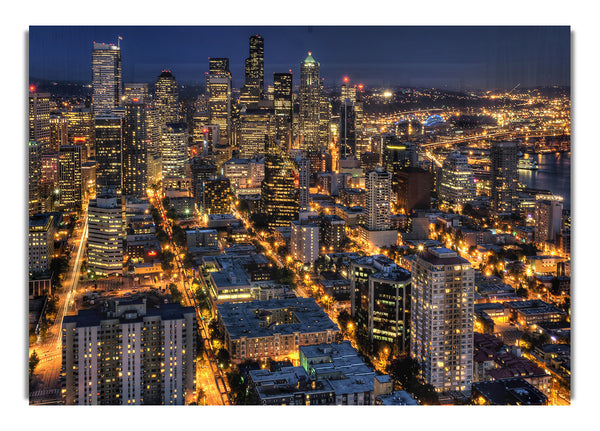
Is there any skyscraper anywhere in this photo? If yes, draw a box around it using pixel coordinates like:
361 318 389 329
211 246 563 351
58 145 82 212
29 87 51 154
438 151 476 208
206 58 232 145
365 167 392 231
238 107 275 158
240 35 264 106
94 113 123 194
28 140 42 216
49 115 69 154
155 71 179 127
122 100 148 197
273 72 293 150
123 83 149 103
295 156 310 212
161 122 188 179
261 138 299 227
92 42 122 114
87 191 124 276
318 85 331 150
490 141 519 214
299 52 321 152
65 107 94 161
61 298 197 405
408 248 474 394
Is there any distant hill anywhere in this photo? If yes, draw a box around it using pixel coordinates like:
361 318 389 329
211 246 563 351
29 78 91 98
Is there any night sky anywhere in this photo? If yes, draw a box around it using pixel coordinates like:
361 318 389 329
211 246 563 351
29 26 570 90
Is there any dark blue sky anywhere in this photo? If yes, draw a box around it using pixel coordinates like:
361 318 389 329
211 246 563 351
29 26 570 90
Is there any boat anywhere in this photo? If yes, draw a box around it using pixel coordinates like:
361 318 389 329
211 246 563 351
517 157 538 170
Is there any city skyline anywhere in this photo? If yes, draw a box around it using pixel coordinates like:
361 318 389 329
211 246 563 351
26 22 574 411
29 26 570 90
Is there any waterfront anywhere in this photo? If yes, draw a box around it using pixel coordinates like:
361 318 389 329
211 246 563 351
519 152 571 209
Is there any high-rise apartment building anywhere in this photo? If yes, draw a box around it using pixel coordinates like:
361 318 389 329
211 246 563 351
535 197 564 245
29 213 55 275
203 177 231 215
206 58 232 145
365 167 392 231
240 35 264 105
299 52 322 152
291 221 319 265
94 113 123 194
58 145 82 212
408 248 474 394
61 298 196 405
273 72 293 150
29 88 51 153
92 42 122 114
490 141 519 214
122 100 148 197
261 139 299 227
155 71 179 127
190 157 217 207
320 215 346 252
438 151 476 208
161 122 188 179
87 191 124 276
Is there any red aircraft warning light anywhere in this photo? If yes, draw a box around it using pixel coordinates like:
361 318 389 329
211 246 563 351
343 76 349 83
29 85 36 92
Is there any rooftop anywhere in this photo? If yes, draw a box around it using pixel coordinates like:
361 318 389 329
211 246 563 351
218 297 339 340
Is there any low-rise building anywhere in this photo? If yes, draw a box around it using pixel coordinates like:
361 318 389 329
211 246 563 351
186 228 218 253
472 378 548 405
504 299 567 327
217 297 339 364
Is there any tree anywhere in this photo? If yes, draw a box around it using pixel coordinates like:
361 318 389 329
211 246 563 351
337 309 352 335
183 252 195 270
216 348 230 368
169 283 183 304
208 318 223 341
386 357 420 389
166 207 178 220
29 350 40 377
171 224 187 247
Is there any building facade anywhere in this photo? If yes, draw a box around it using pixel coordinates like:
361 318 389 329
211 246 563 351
490 141 519 214
438 151 476 208
58 145 83 212
29 213 55 275
92 42 122 114
61 298 196 405
94 114 123 194
408 248 474 394
365 167 392 231
88 192 124 276
122 100 148 197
